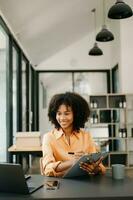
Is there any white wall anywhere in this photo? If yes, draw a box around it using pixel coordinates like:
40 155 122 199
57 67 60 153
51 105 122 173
37 0 120 71
37 32 118 70
120 16 133 93
109 20 121 68
37 20 121 71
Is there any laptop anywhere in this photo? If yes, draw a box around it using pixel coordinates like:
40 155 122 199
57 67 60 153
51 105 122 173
0 163 43 194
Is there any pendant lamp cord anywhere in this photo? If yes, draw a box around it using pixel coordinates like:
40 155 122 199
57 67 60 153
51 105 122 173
103 0 105 25
91 8 96 40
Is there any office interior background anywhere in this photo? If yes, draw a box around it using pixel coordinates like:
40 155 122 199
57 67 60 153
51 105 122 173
0 0 133 169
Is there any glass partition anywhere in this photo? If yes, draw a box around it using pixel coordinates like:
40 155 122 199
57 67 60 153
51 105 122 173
12 46 19 143
0 25 9 161
39 72 73 133
22 58 27 131
74 72 107 95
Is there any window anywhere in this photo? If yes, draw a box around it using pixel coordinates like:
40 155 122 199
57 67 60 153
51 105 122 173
0 24 9 161
12 45 19 143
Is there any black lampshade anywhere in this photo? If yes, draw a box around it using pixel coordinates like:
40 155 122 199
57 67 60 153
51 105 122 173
96 25 114 42
108 0 133 19
89 43 103 56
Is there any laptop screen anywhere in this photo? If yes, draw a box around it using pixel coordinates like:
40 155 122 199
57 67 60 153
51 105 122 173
0 163 43 194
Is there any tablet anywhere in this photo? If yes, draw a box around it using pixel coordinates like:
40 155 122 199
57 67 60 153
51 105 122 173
63 151 108 178
86 151 108 163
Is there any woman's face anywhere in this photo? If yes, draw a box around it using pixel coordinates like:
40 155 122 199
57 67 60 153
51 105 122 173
56 104 74 131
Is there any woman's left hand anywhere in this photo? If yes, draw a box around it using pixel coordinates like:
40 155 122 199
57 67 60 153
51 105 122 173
79 157 103 175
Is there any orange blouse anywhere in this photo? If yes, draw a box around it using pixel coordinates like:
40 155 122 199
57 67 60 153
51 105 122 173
41 128 106 177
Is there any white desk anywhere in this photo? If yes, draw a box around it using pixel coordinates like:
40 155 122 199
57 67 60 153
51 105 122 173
8 145 42 170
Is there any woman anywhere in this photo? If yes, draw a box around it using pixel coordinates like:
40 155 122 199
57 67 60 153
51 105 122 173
41 92 106 177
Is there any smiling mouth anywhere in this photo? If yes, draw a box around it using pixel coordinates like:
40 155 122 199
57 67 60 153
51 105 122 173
60 122 68 125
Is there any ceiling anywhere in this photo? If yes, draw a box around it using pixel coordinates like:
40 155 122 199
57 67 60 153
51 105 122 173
0 0 109 67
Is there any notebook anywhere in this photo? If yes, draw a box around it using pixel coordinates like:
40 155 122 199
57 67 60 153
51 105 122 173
0 163 43 194
63 151 108 178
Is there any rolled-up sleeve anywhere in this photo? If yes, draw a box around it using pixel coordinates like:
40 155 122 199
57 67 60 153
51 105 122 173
41 134 61 177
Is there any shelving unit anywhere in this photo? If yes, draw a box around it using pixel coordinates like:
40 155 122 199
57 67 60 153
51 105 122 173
87 93 133 168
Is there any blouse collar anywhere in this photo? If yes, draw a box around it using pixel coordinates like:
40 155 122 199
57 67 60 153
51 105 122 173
54 128 80 140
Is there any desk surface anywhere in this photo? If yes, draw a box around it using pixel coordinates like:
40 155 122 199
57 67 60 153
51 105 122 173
8 145 42 152
0 173 133 200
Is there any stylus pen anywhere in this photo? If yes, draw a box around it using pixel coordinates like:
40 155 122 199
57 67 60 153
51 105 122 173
68 152 75 155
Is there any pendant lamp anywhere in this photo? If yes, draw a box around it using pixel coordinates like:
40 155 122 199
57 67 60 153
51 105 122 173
88 8 103 56
96 0 114 42
89 42 103 56
96 25 114 42
108 0 133 19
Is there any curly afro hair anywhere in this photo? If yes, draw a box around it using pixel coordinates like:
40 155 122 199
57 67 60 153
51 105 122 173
48 92 90 131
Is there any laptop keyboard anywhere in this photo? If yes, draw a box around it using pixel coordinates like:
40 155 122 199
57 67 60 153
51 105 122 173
28 186 36 192
25 175 31 180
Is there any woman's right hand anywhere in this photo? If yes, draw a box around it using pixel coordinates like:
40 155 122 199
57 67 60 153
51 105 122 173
56 151 85 173
79 157 105 175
